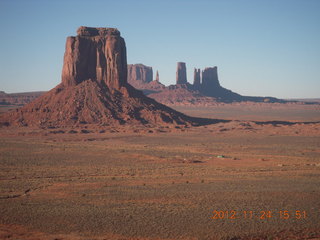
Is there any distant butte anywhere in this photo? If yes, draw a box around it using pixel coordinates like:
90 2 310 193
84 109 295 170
0 27 212 128
127 64 165 94
176 62 188 85
128 62 286 105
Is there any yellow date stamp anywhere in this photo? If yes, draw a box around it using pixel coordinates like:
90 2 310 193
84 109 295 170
211 210 307 220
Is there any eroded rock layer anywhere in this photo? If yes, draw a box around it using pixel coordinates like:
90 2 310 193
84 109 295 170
129 62 286 104
176 62 187 84
127 64 153 88
62 27 127 90
193 68 201 87
1 27 203 128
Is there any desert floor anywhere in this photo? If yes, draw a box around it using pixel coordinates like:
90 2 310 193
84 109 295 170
0 103 320 240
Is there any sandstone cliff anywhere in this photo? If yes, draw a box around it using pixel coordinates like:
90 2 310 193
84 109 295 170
176 62 187 84
127 64 165 92
1 27 208 128
127 64 153 87
193 68 201 87
62 27 127 90
128 62 286 104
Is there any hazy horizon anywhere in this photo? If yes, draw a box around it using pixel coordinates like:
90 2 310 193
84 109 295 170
0 0 319 98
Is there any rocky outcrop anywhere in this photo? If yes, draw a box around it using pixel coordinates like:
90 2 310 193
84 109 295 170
130 62 286 104
127 64 153 87
193 68 201 87
127 65 164 92
196 66 256 101
176 62 187 84
193 66 284 103
201 67 220 89
198 66 237 99
1 27 210 129
62 27 127 90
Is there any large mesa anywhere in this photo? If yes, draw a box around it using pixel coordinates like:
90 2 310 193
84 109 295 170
127 64 164 91
127 64 153 87
0 27 204 128
62 26 126 90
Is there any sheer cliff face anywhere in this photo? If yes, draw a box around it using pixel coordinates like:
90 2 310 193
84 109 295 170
127 64 165 91
62 26 127 90
201 67 220 89
176 62 187 84
193 68 201 87
127 62 284 104
127 64 153 85
1 26 201 128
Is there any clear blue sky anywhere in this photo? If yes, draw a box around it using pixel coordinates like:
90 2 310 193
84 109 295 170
0 0 319 98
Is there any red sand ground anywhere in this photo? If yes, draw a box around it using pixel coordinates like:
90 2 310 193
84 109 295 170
0 104 319 240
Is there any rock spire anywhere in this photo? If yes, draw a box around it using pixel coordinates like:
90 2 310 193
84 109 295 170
176 62 187 84
193 68 201 87
1 27 206 128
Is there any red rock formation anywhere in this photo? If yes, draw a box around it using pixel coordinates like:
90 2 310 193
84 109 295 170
1 27 206 128
127 65 165 92
140 63 285 104
127 64 153 88
176 62 187 84
62 27 127 90
193 68 201 87
201 67 220 89
197 66 283 102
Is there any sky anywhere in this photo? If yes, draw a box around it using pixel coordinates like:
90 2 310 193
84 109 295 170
0 0 319 99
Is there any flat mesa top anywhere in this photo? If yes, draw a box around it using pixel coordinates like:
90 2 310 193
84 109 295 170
77 26 120 37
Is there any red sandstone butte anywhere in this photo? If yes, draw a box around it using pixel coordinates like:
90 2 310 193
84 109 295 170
176 62 187 84
0 27 205 128
127 64 164 91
